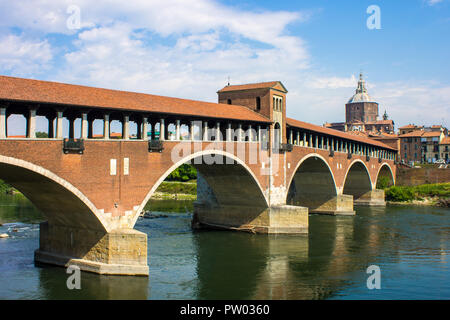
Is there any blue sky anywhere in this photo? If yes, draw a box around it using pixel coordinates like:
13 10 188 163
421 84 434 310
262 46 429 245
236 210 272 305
0 0 449 135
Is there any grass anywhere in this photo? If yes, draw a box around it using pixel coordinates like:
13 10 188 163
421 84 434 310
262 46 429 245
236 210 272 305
155 181 197 195
385 183 450 202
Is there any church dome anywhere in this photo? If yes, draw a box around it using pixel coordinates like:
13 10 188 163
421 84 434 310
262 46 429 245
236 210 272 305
347 73 376 104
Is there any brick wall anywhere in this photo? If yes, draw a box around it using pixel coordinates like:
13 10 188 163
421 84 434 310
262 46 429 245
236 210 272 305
396 166 450 186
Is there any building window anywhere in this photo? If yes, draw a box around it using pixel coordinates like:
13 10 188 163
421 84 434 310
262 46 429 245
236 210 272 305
256 97 261 111
273 96 283 111
227 99 232 105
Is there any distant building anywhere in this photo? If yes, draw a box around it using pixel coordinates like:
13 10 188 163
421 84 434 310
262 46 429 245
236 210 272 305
325 73 395 135
398 126 447 164
440 137 450 163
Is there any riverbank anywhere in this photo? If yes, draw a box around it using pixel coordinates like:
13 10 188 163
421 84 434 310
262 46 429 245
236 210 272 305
385 183 450 207
151 181 197 200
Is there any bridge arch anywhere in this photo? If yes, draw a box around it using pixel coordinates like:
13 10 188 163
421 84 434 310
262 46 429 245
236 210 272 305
0 155 107 231
343 160 372 202
286 154 338 213
131 149 269 228
375 163 395 188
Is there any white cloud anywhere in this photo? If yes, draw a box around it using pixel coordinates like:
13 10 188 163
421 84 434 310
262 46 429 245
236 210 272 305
0 34 52 76
308 75 357 89
426 0 444 6
0 0 448 131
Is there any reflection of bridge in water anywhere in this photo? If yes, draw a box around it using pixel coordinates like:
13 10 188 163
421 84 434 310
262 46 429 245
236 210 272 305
0 76 396 276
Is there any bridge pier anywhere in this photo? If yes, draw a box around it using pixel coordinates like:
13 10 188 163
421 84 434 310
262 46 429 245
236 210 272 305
353 189 386 206
193 203 308 234
35 222 149 276
307 194 355 216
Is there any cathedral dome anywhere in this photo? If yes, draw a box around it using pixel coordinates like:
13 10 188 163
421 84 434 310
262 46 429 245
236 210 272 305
347 73 376 104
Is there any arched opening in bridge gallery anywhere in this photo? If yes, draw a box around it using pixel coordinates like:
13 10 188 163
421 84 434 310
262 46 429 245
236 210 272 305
343 161 373 204
141 153 268 230
376 164 394 189
287 156 338 214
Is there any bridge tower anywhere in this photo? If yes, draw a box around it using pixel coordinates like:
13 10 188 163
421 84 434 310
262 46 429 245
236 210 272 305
217 81 288 145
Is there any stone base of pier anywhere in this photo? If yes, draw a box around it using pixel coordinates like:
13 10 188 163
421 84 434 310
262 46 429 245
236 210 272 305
193 203 309 234
34 222 149 276
299 194 355 216
354 189 386 206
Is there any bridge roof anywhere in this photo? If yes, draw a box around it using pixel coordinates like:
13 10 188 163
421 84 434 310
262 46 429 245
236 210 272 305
0 75 271 123
218 81 287 93
287 118 397 150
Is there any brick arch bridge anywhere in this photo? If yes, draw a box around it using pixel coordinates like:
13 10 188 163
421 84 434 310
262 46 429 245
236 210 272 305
0 76 396 275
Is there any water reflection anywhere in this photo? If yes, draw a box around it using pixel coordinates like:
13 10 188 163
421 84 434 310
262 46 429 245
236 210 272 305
0 196 449 300
37 266 149 300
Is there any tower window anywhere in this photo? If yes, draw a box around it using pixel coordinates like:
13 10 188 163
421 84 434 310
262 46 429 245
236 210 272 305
256 97 261 111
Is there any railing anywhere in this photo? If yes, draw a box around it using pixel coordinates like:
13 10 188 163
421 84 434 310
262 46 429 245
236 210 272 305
63 138 85 154
148 140 164 153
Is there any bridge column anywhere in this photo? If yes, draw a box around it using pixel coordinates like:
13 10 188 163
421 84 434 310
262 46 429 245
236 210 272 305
81 113 88 139
203 121 208 141
258 125 262 143
238 124 243 142
175 120 181 140
289 130 293 144
27 108 37 139
226 123 232 142
103 114 110 139
160 118 165 141
303 133 306 146
122 115 130 140
0 107 6 139
216 122 221 141
141 116 148 140
55 111 63 139
190 121 196 141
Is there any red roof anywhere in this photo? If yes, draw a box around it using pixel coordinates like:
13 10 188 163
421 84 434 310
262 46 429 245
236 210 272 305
421 131 442 137
287 118 396 150
398 130 424 137
218 81 287 93
0 75 271 123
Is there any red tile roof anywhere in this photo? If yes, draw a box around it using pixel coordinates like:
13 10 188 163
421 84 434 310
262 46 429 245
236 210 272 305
217 81 287 93
287 118 396 150
398 124 418 129
0 75 271 123
398 130 424 138
421 131 442 137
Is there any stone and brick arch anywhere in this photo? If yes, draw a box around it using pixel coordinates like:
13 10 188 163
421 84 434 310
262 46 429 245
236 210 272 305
131 149 269 228
343 159 373 202
0 155 107 231
376 163 395 187
286 154 338 213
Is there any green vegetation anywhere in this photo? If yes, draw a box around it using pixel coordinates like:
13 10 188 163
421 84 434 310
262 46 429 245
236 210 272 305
0 179 15 194
166 164 197 182
376 175 393 189
385 183 450 203
157 181 196 195
36 131 49 138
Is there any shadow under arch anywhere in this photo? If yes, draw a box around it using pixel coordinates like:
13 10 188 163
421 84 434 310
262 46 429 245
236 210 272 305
343 160 372 202
0 155 106 231
287 154 338 213
132 149 269 228
376 163 395 188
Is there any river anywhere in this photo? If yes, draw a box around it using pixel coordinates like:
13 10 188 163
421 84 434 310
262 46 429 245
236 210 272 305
0 193 449 299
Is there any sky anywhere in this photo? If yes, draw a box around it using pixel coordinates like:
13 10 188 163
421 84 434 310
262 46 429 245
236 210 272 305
0 0 449 135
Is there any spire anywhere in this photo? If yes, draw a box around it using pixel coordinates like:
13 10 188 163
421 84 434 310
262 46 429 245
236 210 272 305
356 72 367 94
383 110 389 120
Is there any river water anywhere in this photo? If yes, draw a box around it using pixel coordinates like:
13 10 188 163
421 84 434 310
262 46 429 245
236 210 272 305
0 193 449 300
